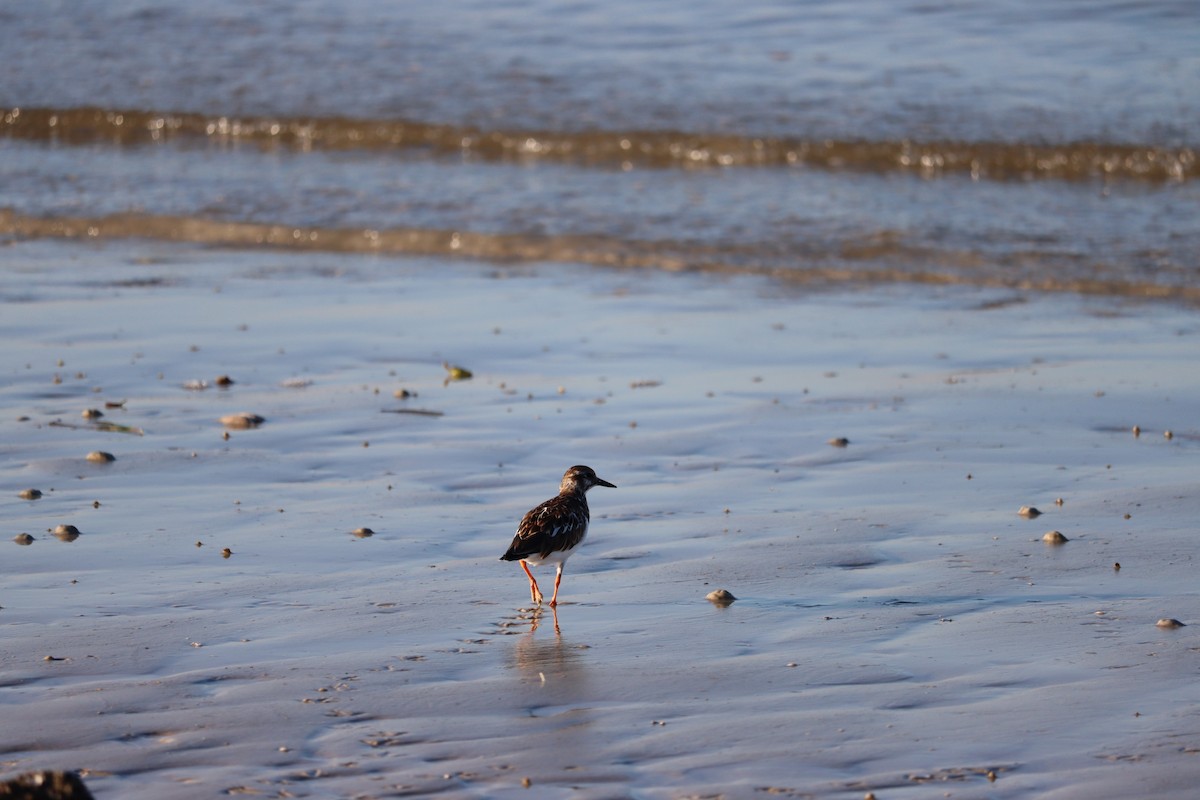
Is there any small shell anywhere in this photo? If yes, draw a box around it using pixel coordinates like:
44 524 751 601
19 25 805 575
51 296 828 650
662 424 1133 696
1156 618 1186 629
1018 506 1041 518
86 451 116 463
706 588 737 606
220 412 265 429
53 524 82 542
18 488 43 500
1042 530 1069 545
442 362 472 381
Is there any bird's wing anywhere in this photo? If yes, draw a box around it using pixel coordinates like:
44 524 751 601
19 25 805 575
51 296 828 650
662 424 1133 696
504 496 589 559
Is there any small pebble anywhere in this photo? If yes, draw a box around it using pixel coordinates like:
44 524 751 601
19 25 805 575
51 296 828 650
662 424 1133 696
81 408 104 420
351 527 375 538
1113 562 1121 571
1156 618 1186 629
394 388 415 399
220 412 265 429
18 489 42 500
13 533 35 545
52 524 82 542
1164 430 1173 440
1042 530 1069 544
1018 506 1041 518
1055 497 1064 506
214 374 235 386
443 362 472 381
828 437 850 447
706 588 737 606
86 451 116 463
1132 424 1141 437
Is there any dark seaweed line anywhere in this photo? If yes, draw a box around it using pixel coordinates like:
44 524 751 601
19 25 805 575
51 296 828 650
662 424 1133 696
2 106 1194 182
2 209 1196 305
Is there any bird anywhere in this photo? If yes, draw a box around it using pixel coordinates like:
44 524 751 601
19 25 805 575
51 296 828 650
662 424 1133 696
500 465 616 607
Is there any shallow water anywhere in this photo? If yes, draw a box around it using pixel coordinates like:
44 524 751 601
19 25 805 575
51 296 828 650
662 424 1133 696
2 240 1198 798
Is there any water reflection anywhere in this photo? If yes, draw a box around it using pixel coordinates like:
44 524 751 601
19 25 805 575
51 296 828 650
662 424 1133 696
505 606 593 708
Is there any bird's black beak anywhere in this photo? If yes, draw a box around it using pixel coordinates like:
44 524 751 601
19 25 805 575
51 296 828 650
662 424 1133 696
595 477 617 489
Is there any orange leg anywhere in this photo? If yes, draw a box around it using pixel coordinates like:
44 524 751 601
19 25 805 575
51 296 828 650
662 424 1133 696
548 563 565 607
520 560 543 605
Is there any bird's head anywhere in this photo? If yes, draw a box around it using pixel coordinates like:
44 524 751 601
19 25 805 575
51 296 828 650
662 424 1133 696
561 465 617 493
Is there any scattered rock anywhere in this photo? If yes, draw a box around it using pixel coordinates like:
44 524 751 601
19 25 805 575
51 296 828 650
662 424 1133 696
220 412 265 429
394 388 416 399
85 451 115 463
706 589 737 606
1018 506 1041 518
442 362 472 381
351 527 375 538
81 408 104 420
0 770 95 799
1156 618 1186 629
1042 530 1069 545
52 524 82 542
13 533 34 546
18 489 42 500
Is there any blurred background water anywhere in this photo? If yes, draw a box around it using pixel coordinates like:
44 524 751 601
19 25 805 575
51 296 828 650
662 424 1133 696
2 0 1197 298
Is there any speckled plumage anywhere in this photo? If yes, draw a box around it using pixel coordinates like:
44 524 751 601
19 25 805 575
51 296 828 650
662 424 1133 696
500 465 616 606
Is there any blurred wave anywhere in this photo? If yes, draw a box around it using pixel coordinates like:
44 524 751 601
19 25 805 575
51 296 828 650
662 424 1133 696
4 106 1194 183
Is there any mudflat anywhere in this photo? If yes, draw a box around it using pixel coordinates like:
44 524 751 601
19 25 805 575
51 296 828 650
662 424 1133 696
2 240 1197 799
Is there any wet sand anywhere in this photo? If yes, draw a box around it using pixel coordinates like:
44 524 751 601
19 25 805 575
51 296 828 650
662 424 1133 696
2 239 1199 799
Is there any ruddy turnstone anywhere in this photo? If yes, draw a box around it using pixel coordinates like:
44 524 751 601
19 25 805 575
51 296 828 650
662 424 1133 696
500 465 616 607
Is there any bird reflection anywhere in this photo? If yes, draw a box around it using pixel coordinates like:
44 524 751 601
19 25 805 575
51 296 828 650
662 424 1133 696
530 604 560 635
506 606 590 691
